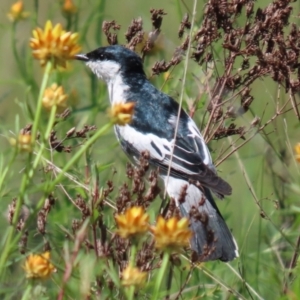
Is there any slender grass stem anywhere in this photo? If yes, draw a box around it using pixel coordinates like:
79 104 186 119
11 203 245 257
151 251 170 300
44 105 57 140
0 149 18 192
49 122 112 189
0 61 52 276
20 282 33 300
163 0 198 199
11 23 26 80
126 242 138 300
31 61 52 144
130 242 137 266
28 105 57 180
12 22 37 92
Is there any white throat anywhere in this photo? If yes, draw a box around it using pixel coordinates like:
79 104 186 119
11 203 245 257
86 60 129 104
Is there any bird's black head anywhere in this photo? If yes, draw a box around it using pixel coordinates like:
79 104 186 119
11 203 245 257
75 45 145 82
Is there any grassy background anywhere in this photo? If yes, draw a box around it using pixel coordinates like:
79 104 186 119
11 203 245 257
1 0 300 299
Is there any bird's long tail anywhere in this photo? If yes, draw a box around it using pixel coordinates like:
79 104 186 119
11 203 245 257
165 177 238 262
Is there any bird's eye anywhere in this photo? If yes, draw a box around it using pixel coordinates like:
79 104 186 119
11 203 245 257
98 52 111 60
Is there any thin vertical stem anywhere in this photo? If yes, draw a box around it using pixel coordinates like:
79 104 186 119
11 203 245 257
151 251 170 300
0 61 52 276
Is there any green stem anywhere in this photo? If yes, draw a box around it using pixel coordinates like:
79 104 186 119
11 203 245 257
33 0 38 26
130 242 137 266
11 23 26 80
48 122 112 190
1 110 111 275
127 242 138 300
44 105 57 140
28 103 57 180
95 0 106 45
21 281 33 300
12 23 38 93
0 149 18 192
163 0 198 199
175 0 183 20
127 284 135 299
31 61 52 144
151 251 170 300
0 61 52 276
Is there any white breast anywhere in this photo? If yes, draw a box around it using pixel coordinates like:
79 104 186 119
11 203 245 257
86 60 129 104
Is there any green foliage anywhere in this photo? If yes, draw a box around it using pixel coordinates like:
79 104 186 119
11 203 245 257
1 0 300 299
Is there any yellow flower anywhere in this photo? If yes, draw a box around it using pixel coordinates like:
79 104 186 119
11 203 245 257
30 20 81 68
295 143 300 163
109 102 135 126
42 83 68 112
62 0 78 15
10 134 32 152
7 1 29 22
115 206 149 239
18 134 32 152
24 251 56 279
150 216 192 251
121 265 147 287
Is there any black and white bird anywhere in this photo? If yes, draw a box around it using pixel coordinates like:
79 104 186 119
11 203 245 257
75 45 238 262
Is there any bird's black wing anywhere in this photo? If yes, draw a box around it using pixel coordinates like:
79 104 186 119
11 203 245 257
116 83 232 196
115 113 232 196
157 133 232 196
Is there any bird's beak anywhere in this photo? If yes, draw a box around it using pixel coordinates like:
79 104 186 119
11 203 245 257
74 53 89 61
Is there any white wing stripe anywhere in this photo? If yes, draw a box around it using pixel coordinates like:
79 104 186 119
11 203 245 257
117 125 202 176
187 120 211 165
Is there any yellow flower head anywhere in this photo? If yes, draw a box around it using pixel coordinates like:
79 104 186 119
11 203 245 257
42 83 68 112
24 251 56 279
115 206 149 239
7 1 29 22
62 0 78 15
150 216 192 251
18 134 32 152
295 143 300 163
121 265 147 287
109 102 135 126
10 134 32 152
30 20 81 68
